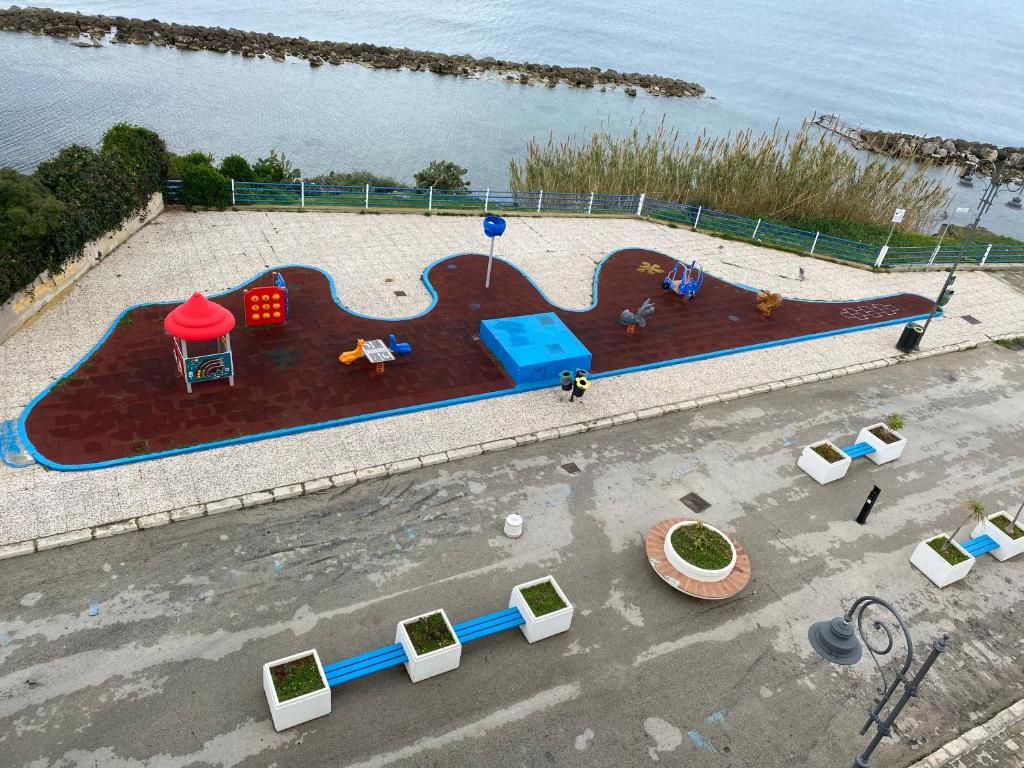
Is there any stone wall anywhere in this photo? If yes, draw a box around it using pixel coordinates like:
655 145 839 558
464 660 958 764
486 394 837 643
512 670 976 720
0 192 164 344
0 5 705 98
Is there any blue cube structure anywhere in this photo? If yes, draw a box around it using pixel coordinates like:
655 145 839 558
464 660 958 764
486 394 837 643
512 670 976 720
479 312 592 386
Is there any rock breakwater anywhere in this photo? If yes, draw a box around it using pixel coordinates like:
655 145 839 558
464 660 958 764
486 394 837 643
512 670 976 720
0 5 706 98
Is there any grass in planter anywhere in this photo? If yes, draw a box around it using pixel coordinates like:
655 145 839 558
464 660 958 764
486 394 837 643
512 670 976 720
812 442 843 463
927 537 969 565
404 612 455 655
991 515 1024 540
671 523 733 570
521 581 567 617
270 654 324 702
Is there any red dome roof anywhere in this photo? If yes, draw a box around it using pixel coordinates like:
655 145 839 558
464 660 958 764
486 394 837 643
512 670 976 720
164 292 236 341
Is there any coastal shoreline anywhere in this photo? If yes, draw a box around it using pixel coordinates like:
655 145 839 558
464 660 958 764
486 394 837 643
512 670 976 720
0 5 705 98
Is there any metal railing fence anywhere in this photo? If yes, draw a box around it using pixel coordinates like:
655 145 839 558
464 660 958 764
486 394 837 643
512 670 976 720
163 180 1024 268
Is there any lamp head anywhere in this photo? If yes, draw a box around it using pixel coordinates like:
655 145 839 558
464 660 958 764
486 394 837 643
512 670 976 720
808 616 862 666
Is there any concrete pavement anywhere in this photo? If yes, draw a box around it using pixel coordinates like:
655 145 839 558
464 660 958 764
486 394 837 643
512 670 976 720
3 210 1024 550
1 344 1023 767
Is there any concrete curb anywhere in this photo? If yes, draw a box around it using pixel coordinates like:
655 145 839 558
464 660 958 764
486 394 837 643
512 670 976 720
0 340 980 562
907 697 1024 767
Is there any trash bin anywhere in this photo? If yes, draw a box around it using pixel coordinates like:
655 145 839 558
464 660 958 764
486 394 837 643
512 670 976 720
896 322 923 353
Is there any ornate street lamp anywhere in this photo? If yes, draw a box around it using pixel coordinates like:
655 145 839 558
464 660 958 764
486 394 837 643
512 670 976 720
911 158 1024 351
808 596 951 767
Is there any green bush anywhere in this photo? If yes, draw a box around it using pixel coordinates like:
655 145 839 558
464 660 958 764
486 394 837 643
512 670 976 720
253 149 300 183
180 164 229 207
1 123 167 305
414 160 469 190
167 151 213 179
0 169 65 302
219 154 255 182
306 169 403 188
101 123 167 192
36 145 138 258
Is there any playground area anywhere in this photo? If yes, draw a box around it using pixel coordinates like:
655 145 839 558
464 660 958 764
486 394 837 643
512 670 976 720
2 210 1024 545
20 246 934 467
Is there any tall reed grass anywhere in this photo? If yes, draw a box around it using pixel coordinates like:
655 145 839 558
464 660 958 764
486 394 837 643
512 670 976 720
509 122 952 231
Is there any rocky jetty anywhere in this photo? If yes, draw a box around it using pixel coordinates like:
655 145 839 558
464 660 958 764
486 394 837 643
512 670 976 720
815 115 1022 173
0 6 705 98
857 130 1023 172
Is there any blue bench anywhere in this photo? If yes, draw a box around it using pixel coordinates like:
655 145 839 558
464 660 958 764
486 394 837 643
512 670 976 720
323 606 526 689
453 607 525 644
841 442 876 459
323 642 408 688
960 534 1000 558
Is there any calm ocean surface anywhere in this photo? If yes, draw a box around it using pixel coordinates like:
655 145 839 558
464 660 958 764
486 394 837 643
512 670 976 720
1 0 1022 234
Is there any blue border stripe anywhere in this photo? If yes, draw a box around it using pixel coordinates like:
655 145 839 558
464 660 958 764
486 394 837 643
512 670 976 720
15 248 935 472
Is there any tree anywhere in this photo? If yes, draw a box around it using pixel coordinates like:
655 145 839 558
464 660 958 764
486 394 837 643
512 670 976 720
181 164 229 208
414 160 469 190
943 499 988 554
219 154 255 182
253 150 300 183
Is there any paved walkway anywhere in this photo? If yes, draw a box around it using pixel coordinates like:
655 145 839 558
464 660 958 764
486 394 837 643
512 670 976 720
910 699 1024 767
2 211 1023 550
2 344 1023 767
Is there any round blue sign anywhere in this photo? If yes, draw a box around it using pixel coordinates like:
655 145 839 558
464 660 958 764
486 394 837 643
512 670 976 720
483 215 507 238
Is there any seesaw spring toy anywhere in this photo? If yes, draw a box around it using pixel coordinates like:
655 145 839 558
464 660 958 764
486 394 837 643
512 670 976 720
620 298 655 333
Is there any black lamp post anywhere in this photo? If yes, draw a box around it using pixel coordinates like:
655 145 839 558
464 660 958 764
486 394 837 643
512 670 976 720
808 595 951 767
912 159 1024 351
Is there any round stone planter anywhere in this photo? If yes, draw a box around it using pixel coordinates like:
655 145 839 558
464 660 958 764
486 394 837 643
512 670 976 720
663 521 737 583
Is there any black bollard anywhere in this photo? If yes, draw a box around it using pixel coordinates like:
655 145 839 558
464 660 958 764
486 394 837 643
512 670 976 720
857 485 881 525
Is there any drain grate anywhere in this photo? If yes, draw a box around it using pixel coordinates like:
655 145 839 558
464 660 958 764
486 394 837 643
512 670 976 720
680 492 710 513
961 315 981 325
394 290 407 297
560 462 581 474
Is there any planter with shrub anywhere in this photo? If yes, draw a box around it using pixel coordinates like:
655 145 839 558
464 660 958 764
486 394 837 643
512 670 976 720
396 609 462 682
662 520 737 582
909 535 974 587
972 510 1024 561
797 440 851 484
857 413 907 464
262 649 330 731
509 576 574 643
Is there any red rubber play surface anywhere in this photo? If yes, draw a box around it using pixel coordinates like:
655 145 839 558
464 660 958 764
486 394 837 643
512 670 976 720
21 248 932 468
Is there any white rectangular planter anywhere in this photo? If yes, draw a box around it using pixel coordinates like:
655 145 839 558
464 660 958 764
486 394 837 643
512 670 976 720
396 609 462 683
910 537 974 587
509 576 574 643
262 649 330 732
797 441 851 484
857 423 907 464
972 513 1024 561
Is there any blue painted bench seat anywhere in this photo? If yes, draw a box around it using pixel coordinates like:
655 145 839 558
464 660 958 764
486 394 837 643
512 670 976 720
323 642 408 688
323 606 526 689
841 442 876 459
453 607 525 644
960 534 999 558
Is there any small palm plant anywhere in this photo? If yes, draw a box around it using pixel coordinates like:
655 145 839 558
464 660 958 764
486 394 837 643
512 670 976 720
943 499 988 554
1004 498 1024 535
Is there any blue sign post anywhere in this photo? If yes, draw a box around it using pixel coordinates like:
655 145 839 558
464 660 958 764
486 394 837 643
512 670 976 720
482 215 506 289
